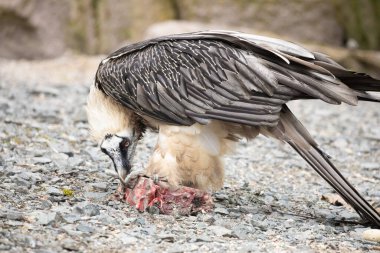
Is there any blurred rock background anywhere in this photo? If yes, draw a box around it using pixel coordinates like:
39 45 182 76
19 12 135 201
0 0 380 76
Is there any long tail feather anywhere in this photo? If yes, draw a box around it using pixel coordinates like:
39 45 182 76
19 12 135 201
271 105 380 227
288 143 380 227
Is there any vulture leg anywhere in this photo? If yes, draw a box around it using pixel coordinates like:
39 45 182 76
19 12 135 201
270 105 380 227
146 123 233 191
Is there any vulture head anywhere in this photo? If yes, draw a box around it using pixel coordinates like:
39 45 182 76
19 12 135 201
99 133 133 182
86 85 145 184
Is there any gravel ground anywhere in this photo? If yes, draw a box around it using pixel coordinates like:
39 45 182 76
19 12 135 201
0 54 380 253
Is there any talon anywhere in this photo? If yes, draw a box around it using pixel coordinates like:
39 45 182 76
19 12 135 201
152 174 160 184
124 169 145 189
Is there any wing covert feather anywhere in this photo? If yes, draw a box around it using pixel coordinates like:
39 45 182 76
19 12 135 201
96 31 361 126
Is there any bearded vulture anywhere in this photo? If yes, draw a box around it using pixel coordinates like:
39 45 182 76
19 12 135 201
86 31 380 227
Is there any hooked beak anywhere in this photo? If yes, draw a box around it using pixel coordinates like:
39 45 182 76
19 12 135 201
100 134 137 183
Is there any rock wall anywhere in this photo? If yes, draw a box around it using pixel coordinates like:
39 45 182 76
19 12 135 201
333 0 380 50
0 0 70 59
175 0 344 46
67 0 176 55
0 0 176 59
0 0 379 59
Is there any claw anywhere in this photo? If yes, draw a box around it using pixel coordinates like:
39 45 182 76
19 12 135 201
123 168 145 188
117 182 126 195
152 174 160 184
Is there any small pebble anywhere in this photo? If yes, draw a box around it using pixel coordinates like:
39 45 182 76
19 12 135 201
214 207 229 215
90 182 108 192
46 187 62 196
76 223 95 233
83 204 100 217
207 225 233 237
5 211 25 221
362 229 380 242
118 233 138 245
33 157 52 165
61 239 79 251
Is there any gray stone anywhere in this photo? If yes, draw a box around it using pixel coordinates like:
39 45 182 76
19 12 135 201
197 214 215 224
146 205 160 215
34 249 56 253
61 224 83 237
73 205 84 215
50 176 62 184
118 233 138 245
16 171 43 185
61 239 79 251
333 138 348 149
13 234 36 248
83 192 108 200
250 220 268 231
207 225 233 237
5 211 25 221
283 218 295 228
68 156 84 167
338 210 359 221
193 235 213 242
0 244 12 251
48 140 74 156
5 220 24 226
40 200 52 209
135 217 146 226
90 182 108 192
120 217 137 225
213 192 229 201
264 195 275 204
232 224 252 239
238 242 260 253
97 213 117 225
157 233 176 242
50 153 69 169
33 211 63 226
228 211 241 218
85 147 103 162
214 207 229 215
142 225 156 235
83 204 100 217
76 223 95 233
167 243 199 253
32 157 52 165
46 187 62 196
63 214 81 223
362 162 380 170
10 176 31 188
48 196 66 203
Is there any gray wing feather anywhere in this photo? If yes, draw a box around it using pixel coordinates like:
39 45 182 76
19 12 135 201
96 30 362 127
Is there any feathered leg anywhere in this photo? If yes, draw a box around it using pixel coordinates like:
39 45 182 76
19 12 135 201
146 123 238 191
270 105 380 227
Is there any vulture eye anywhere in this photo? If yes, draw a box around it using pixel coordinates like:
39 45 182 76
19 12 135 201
120 138 130 148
